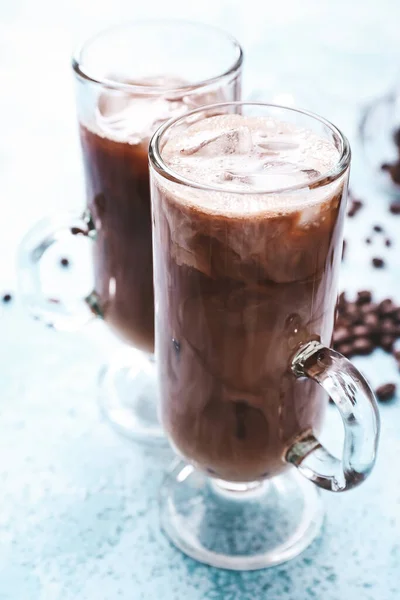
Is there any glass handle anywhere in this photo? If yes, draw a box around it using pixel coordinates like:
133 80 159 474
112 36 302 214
17 210 103 331
286 340 380 492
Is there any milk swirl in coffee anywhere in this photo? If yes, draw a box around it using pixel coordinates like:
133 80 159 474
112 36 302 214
151 113 348 482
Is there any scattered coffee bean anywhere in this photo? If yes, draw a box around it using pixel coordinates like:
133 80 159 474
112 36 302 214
356 290 372 305
394 128 400 148
372 257 385 268
390 202 400 215
381 335 395 353
381 319 395 334
70 226 86 235
359 302 378 316
347 199 363 218
60 257 70 267
383 162 400 184
352 338 374 355
379 299 396 317
336 343 353 358
333 327 352 345
375 383 396 402
365 237 372 245
353 325 370 338
345 303 362 324
373 225 383 233
334 292 400 379
364 313 379 330
2 293 12 303
338 292 347 308
385 238 392 247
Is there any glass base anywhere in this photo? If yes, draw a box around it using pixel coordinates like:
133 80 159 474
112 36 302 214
160 462 323 570
98 348 166 445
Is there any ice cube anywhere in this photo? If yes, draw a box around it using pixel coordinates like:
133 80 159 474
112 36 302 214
301 169 321 180
96 90 187 144
296 203 323 227
257 140 299 152
179 126 253 157
222 156 263 185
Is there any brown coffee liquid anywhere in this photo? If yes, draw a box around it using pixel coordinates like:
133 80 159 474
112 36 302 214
152 115 348 482
79 79 230 353
80 126 154 352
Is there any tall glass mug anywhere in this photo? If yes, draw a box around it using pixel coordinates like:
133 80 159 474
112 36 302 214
149 102 380 569
17 21 243 443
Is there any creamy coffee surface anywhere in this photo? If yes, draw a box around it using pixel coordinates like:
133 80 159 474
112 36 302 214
160 114 340 208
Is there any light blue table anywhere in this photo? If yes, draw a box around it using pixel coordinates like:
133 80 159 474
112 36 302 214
1 1 400 598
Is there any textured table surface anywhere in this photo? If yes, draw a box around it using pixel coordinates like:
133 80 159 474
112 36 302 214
2 1 400 598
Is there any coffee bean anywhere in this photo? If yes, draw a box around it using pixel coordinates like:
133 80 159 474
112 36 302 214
385 238 392 247
381 319 396 334
375 383 396 402
392 350 400 361
347 201 363 218
60 257 70 267
360 302 378 316
346 302 361 322
336 343 353 358
338 292 347 312
379 299 396 317
373 225 383 233
336 316 352 329
364 313 379 330
352 338 373 355
393 128 400 148
365 237 372 245
356 290 372 305
2 293 12 303
333 291 400 363
333 327 352 345
389 202 400 215
381 335 395 353
353 325 370 338
372 257 385 268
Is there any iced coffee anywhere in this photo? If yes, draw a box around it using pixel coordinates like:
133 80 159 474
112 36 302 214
151 112 348 482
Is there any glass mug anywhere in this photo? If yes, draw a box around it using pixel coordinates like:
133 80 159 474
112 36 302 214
149 102 380 569
17 21 243 444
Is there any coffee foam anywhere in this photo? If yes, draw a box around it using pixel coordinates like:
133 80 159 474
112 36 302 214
158 114 344 219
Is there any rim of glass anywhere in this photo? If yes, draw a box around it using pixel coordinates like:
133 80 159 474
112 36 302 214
72 19 243 94
149 102 351 195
